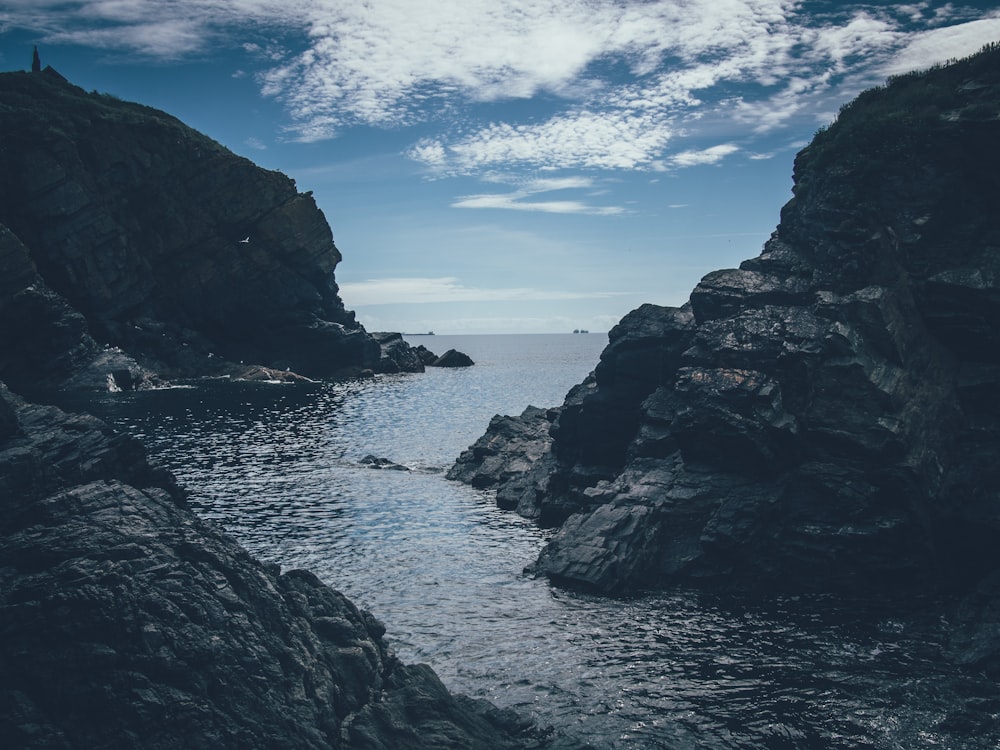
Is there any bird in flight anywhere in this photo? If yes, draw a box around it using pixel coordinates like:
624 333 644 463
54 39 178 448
239 236 250 244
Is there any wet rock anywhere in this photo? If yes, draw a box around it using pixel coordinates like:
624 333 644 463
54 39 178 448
949 571 1000 676
360 455 410 471
448 405 568 523
0 223 160 394
411 344 440 366
233 364 314 383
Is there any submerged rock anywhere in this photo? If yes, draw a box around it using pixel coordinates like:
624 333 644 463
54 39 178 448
360 454 411 471
449 47 1000 606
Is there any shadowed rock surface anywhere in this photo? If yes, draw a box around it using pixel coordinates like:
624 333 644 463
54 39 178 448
0 69 427 389
0 385 577 749
449 46 1000 659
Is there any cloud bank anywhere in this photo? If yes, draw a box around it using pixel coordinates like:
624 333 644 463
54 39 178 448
6 1 999 176
338 276 632 305
452 176 627 215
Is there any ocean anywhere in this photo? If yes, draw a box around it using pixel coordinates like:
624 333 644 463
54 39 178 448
67 333 1000 749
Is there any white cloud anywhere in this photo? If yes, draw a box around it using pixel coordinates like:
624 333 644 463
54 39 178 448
413 108 677 172
5 1 999 171
669 143 740 168
809 12 902 70
881 15 1000 76
339 276 631 305
2 0 306 58
44 18 208 57
452 193 625 215
451 176 626 215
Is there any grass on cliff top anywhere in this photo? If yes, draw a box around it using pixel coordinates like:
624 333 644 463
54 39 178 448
800 43 1000 176
0 67 223 156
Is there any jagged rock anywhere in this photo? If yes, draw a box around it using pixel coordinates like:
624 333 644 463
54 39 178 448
949 571 1000 676
371 332 428 374
448 405 564 522
412 345 439 366
430 349 474 368
0 70 428 384
0 384 571 749
449 47 1000 600
0 222 159 393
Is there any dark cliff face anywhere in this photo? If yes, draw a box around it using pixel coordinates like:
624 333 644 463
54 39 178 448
449 47 1000 608
0 69 380 385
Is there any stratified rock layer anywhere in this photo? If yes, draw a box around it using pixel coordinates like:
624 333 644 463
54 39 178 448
449 47 1000 616
0 384 562 749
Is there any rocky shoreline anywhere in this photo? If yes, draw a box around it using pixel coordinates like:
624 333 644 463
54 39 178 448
0 68 559 748
0 385 571 748
449 48 1000 672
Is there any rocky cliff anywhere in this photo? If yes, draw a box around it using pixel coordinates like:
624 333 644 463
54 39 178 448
0 68 430 389
0 67 560 748
449 45 1000 623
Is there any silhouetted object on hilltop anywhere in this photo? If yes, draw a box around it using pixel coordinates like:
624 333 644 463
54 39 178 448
31 46 40 73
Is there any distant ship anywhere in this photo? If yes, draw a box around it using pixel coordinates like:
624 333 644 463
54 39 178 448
572 329 589 334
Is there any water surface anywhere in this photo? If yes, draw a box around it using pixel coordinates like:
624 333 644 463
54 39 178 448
72 333 1000 749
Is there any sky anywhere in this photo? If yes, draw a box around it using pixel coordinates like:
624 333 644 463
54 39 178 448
2 2 999 334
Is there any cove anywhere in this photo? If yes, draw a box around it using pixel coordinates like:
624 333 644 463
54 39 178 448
67 334 1000 750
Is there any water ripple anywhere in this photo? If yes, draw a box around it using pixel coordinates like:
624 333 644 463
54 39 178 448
65 334 1000 750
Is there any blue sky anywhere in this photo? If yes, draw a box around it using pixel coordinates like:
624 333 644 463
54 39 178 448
2 1 999 334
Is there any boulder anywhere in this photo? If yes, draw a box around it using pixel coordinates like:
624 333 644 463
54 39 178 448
412 344 439 366
430 349 474 368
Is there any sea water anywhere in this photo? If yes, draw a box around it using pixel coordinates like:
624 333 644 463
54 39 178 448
68 333 1000 749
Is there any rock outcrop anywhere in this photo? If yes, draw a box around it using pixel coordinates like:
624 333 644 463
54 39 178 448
0 69 428 388
429 349 475 368
0 384 571 748
371 334 474 373
449 45 1000 621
